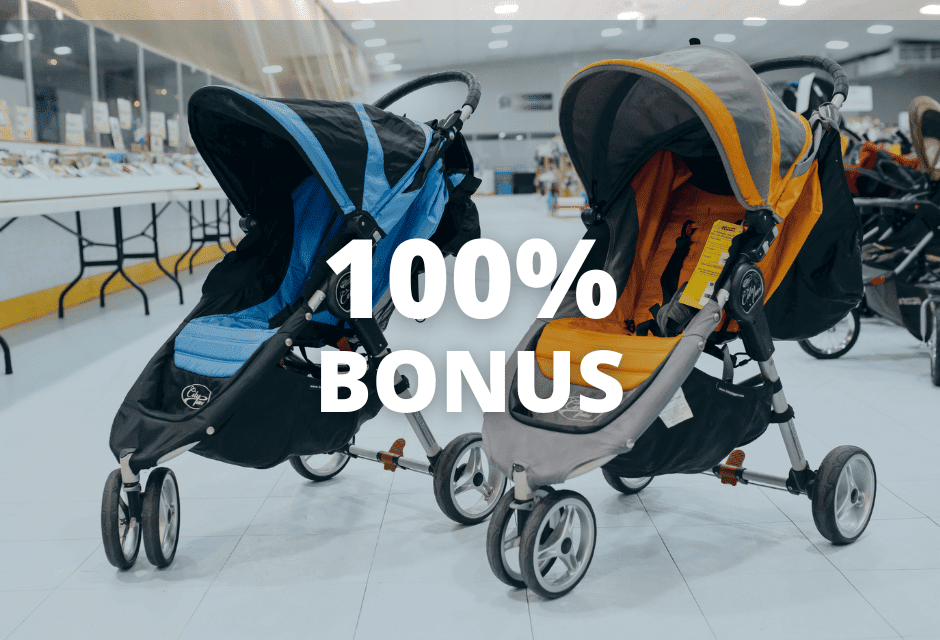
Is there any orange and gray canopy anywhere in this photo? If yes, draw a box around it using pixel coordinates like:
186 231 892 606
559 46 813 213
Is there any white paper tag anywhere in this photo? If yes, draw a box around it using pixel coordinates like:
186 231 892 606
659 387 693 428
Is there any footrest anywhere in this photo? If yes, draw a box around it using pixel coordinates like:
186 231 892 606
382 438 406 471
720 450 745 486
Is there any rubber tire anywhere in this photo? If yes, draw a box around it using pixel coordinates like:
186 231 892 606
930 307 940 387
433 433 506 526
141 468 180 568
798 307 861 360
486 491 528 588
519 490 596 599
100 469 140 570
812 446 877 545
602 469 653 495
288 452 350 482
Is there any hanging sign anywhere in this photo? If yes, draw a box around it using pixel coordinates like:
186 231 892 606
65 113 85 146
117 98 132 129
841 86 873 113
498 93 553 111
93 101 110 134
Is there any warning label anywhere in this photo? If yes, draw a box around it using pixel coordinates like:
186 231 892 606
679 220 743 309
659 387 693 428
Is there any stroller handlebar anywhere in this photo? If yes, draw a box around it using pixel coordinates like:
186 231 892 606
373 70 481 121
750 56 849 106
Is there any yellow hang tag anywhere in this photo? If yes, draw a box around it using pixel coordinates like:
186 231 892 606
679 220 743 309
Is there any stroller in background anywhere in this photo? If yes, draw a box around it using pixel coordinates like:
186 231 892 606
798 96 940 373
481 47 872 599
100 72 508 571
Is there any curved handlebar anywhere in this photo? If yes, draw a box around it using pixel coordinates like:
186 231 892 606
750 56 849 107
373 70 481 119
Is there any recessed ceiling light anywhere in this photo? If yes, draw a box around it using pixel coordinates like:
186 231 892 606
713 33 736 42
498 132 506 139
601 27 622 37
491 24 513 34
262 65 283 74
364 38 386 47
825 40 849 49
375 52 395 62
383 63 402 72
351 20 375 29
0 33 24 43
867 24 894 34
494 4 518 14
53 46 72 55
488 40 509 49
743 17 767 26
921 4 940 13
617 10 643 20
515 134 524 141
779 0 806 5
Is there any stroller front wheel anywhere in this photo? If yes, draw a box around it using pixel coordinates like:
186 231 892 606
100 469 141 570
141 467 181 568
602 469 653 495
798 308 861 359
289 451 351 482
520 490 596 599
433 433 507 525
812 446 876 545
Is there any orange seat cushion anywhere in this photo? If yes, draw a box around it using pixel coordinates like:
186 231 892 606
535 317 682 390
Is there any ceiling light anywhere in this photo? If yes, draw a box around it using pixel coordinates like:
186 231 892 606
713 33 735 42
262 64 283 74
825 40 849 49
601 27 622 37
498 132 506 139
0 33 24 43
375 52 395 62
618 10 643 19
920 4 940 13
779 0 806 5
383 63 402 72
49 58 57 65
515 134 524 141
134 100 140 107
351 20 375 29
867 24 894 34
53 46 72 55
364 38 386 47
488 40 509 49
494 4 518 14
491 24 513 33
743 17 767 26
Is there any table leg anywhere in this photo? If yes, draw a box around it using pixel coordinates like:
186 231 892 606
0 335 11 374
151 203 184 304
58 211 86 318
174 201 196 280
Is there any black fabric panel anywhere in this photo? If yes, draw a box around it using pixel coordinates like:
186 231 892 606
428 132 482 256
602 369 773 477
269 97 368 211
763 128 864 340
362 103 427 189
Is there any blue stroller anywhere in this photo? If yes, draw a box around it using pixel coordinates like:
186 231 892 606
100 72 508 570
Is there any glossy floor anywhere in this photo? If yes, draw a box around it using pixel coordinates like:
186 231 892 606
1 196 938 640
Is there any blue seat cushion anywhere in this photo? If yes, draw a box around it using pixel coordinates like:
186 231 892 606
174 315 277 378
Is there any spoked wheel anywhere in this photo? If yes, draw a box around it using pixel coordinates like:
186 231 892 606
289 450 351 482
798 307 861 359
602 469 653 495
100 469 141 570
142 467 181 568
519 490 596 599
812 446 877 545
929 305 939 386
434 433 507 525
486 487 558 588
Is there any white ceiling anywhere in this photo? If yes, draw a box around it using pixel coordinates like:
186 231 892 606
327 1 940 75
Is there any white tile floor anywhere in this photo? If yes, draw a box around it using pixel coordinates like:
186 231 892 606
1 195 938 639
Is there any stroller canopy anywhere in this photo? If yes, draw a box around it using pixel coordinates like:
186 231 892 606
559 46 813 213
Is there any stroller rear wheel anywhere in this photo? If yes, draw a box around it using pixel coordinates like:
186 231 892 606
519 490 596 599
289 451 351 482
601 469 653 494
433 433 507 525
141 467 181 568
100 469 141 570
486 487 558 588
798 307 861 359
812 446 877 545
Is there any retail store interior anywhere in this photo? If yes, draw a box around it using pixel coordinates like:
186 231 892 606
2 1 940 638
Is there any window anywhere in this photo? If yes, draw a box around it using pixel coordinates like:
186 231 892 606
180 64 207 152
0 0 28 140
143 48 178 152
